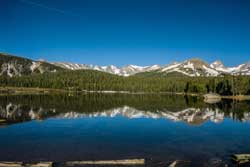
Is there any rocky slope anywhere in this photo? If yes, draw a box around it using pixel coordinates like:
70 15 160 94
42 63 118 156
0 53 63 77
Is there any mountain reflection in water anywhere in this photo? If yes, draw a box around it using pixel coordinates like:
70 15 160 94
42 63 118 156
0 94 250 126
0 94 250 166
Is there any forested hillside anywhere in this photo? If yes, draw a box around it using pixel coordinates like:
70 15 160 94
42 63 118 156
1 53 250 95
0 69 250 95
0 53 64 77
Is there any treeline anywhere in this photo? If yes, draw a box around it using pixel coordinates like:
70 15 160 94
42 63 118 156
0 69 250 95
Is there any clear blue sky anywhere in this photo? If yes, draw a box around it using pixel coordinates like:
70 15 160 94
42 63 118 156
1 0 250 66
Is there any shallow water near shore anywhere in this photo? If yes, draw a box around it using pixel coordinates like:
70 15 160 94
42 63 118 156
0 93 250 166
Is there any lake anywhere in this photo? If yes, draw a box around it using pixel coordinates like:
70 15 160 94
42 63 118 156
0 93 250 166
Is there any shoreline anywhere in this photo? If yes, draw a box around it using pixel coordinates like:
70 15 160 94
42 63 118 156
0 86 250 100
0 86 201 95
0 159 145 167
221 95 250 100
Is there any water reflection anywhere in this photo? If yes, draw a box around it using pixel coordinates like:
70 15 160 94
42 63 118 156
0 94 250 166
0 94 250 126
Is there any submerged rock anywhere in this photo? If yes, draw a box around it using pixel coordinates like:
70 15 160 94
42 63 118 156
168 160 191 167
204 158 226 167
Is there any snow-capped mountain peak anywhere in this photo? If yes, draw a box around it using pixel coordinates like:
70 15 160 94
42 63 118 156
159 59 219 77
209 61 250 75
210 60 225 69
2 53 249 77
51 59 250 77
52 62 161 76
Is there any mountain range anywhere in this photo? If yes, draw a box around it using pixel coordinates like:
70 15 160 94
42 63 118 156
53 58 250 77
1 52 250 77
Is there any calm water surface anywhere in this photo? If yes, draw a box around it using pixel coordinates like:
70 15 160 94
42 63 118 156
0 94 250 166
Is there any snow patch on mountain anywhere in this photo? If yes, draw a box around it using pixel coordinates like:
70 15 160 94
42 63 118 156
183 61 195 70
52 59 250 77
30 62 41 72
161 63 181 72
202 65 219 76
210 60 225 69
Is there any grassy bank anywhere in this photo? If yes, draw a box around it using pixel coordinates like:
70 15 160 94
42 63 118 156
0 86 67 94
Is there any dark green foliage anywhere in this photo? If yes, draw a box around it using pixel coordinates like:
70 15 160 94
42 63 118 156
0 68 250 95
216 80 232 95
1 53 250 95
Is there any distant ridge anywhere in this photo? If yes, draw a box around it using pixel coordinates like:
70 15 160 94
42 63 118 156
1 52 250 77
52 58 250 77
